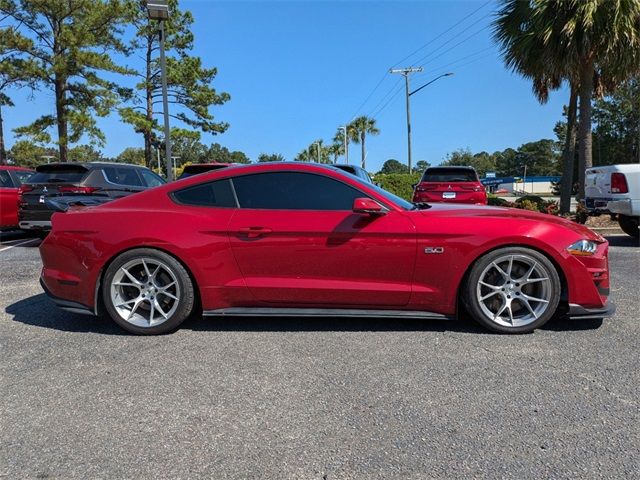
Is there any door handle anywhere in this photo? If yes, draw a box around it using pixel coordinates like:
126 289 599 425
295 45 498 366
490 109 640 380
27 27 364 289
237 226 273 238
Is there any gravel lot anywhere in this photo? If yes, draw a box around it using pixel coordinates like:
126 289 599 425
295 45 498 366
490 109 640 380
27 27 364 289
1 231 638 479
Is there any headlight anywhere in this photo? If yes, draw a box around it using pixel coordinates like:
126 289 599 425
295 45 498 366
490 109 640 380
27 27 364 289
567 239 598 256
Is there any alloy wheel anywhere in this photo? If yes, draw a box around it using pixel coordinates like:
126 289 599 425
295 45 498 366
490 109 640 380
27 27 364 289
475 254 553 328
109 257 181 327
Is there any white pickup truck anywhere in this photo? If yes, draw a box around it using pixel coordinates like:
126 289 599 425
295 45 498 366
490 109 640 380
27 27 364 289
585 163 639 238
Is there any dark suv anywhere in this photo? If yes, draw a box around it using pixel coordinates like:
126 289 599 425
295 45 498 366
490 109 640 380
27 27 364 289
19 162 165 232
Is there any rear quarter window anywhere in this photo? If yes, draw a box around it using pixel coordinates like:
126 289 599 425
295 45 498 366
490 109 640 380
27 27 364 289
172 179 237 208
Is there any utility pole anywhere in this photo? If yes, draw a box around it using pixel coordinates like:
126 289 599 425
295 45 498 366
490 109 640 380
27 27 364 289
171 156 180 179
339 126 349 165
312 142 321 163
390 67 423 173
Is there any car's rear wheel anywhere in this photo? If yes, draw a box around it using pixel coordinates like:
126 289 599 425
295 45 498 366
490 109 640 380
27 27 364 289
102 248 194 335
463 247 561 333
618 215 639 239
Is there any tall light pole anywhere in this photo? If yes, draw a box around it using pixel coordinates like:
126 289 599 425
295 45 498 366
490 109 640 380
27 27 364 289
171 156 180 179
146 1 173 181
312 142 321 163
339 126 349 164
391 69 454 173
390 67 422 173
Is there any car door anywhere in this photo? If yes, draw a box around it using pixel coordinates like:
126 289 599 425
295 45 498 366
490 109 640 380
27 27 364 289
227 171 417 306
0 169 18 227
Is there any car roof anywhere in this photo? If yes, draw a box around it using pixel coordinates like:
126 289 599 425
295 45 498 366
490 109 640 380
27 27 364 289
192 163 235 167
426 166 476 170
35 162 145 171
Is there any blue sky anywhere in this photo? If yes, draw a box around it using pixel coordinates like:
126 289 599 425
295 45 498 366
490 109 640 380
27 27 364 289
4 0 571 172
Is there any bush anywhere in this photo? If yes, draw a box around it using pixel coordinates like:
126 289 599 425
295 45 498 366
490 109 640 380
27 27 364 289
374 173 422 201
487 195 509 207
518 199 540 212
515 195 546 210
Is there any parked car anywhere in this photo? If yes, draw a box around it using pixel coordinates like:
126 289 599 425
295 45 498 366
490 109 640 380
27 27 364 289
585 164 639 238
413 166 487 205
19 162 165 233
332 164 374 184
178 163 234 179
0 166 34 230
39 162 614 335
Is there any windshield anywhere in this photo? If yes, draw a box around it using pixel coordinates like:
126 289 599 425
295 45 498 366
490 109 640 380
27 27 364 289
422 168 477 182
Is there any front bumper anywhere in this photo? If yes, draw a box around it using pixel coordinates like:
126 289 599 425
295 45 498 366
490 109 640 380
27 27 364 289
568 298 616 320
40 277 94 316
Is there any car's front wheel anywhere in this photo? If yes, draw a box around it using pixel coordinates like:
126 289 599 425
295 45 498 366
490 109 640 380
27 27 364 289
463 247 561 333
102 248 195 335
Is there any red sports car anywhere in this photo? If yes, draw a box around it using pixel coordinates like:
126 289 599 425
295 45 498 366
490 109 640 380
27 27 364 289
0 165 34 230
39 163 614 335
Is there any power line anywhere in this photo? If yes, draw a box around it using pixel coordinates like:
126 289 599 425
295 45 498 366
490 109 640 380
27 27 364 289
413 16 493 67
390 0 493 69
349 72 390 121
346 0 493 121
367 77 402 117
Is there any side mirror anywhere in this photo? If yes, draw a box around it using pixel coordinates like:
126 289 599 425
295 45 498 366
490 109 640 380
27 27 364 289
353 197 385 215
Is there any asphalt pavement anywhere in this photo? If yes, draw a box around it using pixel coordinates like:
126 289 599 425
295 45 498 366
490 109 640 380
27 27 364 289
1 230 638 479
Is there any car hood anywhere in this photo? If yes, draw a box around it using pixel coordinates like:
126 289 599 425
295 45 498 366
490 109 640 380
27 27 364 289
413 204 604 241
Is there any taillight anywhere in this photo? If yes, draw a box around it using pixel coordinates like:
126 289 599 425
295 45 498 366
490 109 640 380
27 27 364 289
611 173 628 193
19 185 34 194
58 186 100 194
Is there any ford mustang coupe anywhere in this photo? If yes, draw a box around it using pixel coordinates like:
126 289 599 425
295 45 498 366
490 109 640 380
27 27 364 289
39 163 614 335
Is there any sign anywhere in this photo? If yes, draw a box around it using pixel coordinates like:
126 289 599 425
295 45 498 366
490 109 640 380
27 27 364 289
485 172 496 178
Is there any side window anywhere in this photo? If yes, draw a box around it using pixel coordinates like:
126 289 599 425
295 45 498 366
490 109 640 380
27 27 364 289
104 167 143 187
172 179 236 207
232 172 364 210
139 169 165 187
0 170 13 188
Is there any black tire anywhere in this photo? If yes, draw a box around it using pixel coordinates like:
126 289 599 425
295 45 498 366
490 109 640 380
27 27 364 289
463 247 561 334
102 248 195 335
618 215 639 239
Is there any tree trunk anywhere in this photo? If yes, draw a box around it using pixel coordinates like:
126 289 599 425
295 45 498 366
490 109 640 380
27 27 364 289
577 61 594 200
0 104 6 165
144 34 154 168
54 75 68 162
361 133 366 169
559 85 578 214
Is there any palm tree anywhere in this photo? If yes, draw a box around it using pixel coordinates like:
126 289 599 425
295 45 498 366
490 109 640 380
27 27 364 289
493 0 575 214
494 0 640 201
333 126 353 164
348 116 380 170
327 143 342 164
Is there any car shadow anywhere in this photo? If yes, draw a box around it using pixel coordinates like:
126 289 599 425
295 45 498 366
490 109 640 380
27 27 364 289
7 294 604 336
5 294 126 335
604 234 639 247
